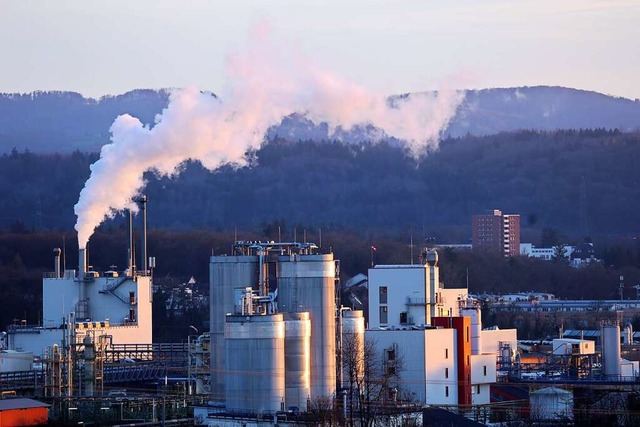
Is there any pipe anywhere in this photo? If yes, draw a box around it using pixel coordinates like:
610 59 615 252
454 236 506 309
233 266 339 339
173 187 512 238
78 248 87 278
54 248 61 278
129 209 134 276
140 195 148 274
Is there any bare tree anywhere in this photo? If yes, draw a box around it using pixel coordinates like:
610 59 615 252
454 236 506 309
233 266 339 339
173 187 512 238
341 336 416 427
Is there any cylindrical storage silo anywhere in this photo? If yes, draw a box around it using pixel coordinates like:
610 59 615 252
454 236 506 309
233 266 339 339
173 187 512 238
460 306 483 355
624 323 633 345
342 310 365 390
224 314 285 413
277 254 336 399
601 323 621 378
284 312 311 411
210 256 259 403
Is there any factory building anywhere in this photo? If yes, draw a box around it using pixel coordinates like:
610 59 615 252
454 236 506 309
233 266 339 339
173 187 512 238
200 243 518 426
4 205 154 397
8 224 153 358
208 242 341 414
366 249 517 406
368 250 468 329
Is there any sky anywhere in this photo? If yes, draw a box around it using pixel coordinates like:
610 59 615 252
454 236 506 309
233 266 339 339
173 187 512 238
1 0 639 100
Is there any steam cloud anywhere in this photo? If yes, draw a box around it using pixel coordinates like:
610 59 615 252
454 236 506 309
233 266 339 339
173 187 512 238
74 25 464 248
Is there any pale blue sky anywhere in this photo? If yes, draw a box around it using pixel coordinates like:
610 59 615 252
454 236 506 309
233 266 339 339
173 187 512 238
1 0 639 99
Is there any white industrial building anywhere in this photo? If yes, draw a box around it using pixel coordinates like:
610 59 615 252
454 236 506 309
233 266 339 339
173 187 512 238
366 249 517 406
367 251 468 329
6 204 154 368
7 247 153 357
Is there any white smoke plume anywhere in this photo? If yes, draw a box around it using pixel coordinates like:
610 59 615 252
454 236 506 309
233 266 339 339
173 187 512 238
74 24 464 248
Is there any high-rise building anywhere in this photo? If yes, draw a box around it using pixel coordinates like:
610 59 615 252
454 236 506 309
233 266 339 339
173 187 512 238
472 209 520 257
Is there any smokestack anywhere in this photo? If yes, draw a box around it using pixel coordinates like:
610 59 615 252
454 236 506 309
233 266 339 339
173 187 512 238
129 209 134 276
139 195 147 273
53 248 61 278
78 248 87 277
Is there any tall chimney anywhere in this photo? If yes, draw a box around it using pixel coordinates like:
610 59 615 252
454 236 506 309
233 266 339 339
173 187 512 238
53 248 61 278
129 209 134 275
140 195 148 273
78 248 87 277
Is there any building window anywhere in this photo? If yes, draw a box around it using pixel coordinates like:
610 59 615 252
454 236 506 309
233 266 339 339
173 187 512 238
445 348 449 359
445 386 449 397
483 365 487 376
477 385 481 394
386 347 396 361
400 311 408 324
445 368 449 378
380 306 388 324
379 286 388 304
466 326 470 343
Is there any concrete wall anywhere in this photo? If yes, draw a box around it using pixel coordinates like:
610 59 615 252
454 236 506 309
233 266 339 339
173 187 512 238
481 328 517 355
424 328 458 405
439 288 468 317
368 263 445 328
470 354 496 385
473 384 491 405
366 328 458 405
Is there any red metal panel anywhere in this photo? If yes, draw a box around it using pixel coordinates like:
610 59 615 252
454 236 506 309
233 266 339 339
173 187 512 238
0 408 48 427
432 316 472 406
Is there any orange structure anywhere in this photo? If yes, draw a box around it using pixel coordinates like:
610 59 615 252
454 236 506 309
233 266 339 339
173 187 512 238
0 398 49 427
432 316 472 406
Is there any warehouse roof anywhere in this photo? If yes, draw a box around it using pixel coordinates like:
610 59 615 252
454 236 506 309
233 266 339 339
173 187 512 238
0 398 49 411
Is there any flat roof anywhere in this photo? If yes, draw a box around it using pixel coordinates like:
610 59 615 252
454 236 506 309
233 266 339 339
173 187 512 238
0 398 49 411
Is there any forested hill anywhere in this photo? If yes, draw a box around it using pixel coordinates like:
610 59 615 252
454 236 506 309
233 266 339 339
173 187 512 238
448 86 640 137
1 86 640 153
1 129 638 238
0 89 170 153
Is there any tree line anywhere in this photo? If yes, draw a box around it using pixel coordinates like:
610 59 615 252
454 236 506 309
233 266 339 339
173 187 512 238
1 129 639 238
1 227 640 341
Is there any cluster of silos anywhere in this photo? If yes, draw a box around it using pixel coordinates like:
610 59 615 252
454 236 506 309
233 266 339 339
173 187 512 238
210 248 339 414
277 253 337 400
209 255 260 403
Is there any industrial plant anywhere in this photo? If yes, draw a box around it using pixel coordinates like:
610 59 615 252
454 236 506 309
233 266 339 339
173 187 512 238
0 201 193 424
2 218 640 425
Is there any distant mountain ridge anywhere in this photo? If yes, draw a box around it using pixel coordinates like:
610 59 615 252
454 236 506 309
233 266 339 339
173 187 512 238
449 86 640 137
0 86 639 153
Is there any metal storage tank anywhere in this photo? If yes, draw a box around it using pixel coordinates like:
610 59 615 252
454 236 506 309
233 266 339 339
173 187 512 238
284 312 311 411
601 322 621 378
624 323 633 345
341 310 365 392
210 255 259 403
224 314 285 413
460 305 482 355
277 253 337 399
